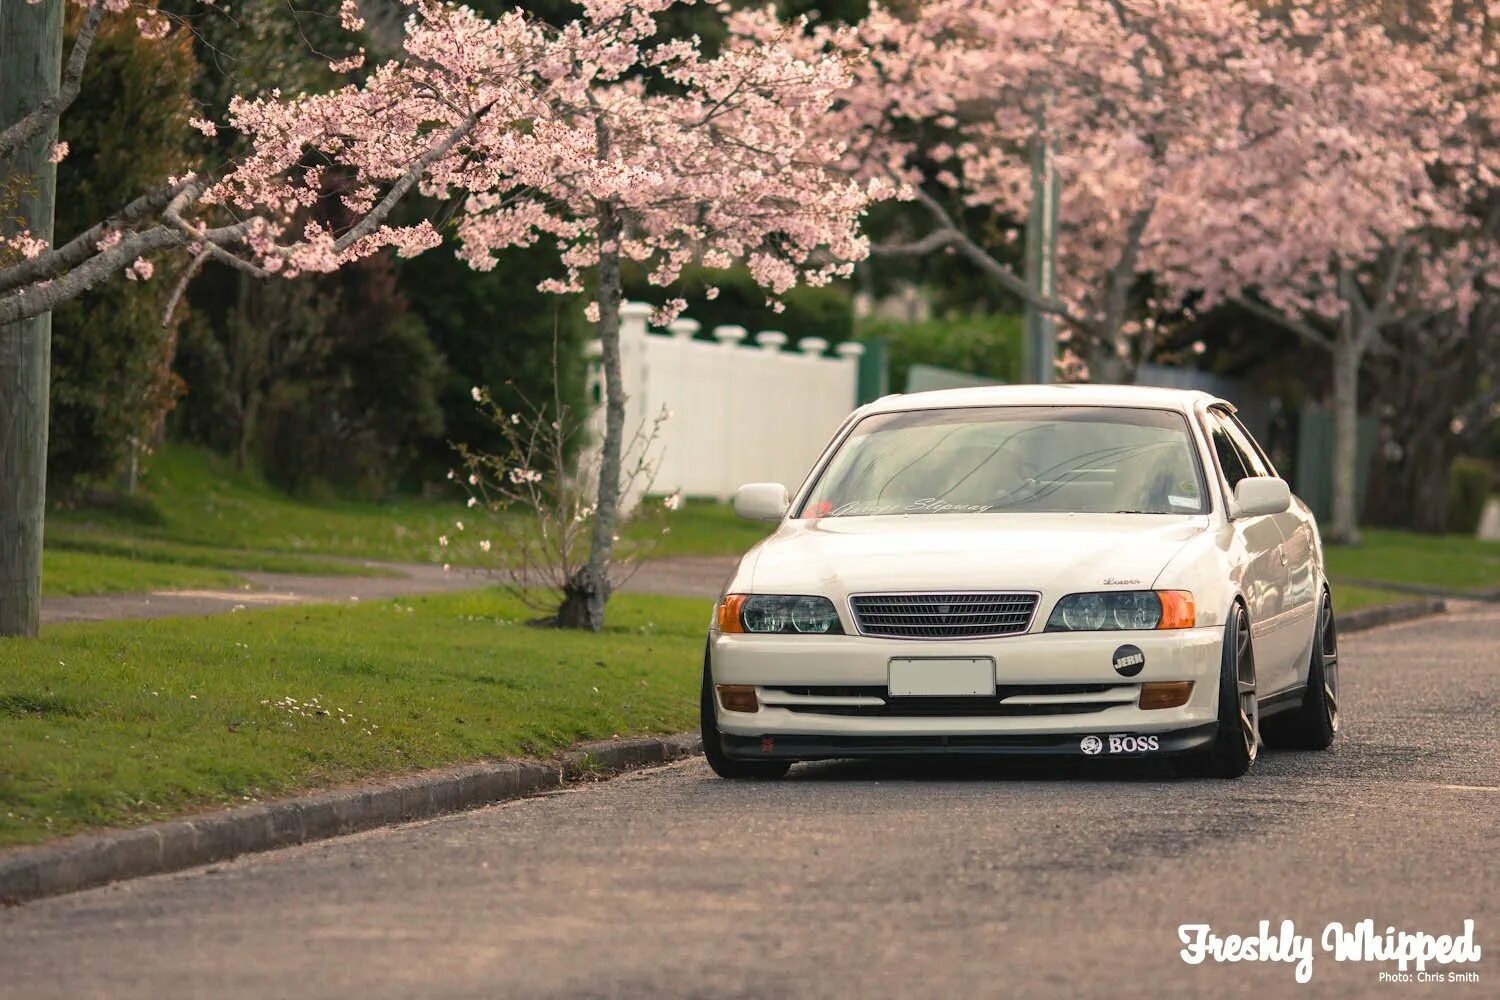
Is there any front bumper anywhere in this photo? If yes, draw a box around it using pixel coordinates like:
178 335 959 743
710 625 1224 760
720 724 1218 761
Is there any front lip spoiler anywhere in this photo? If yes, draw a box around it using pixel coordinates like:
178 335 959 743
719 722 1217 761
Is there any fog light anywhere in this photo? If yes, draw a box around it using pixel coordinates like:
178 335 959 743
1139 681 1194 710
716 684 759 713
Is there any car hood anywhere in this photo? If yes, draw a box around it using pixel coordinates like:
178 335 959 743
743 513 1209 598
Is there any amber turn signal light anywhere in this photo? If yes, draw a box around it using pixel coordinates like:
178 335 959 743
716 684 759 713
715 594 748 633
1139 681 1194 710
1155 591 1196 629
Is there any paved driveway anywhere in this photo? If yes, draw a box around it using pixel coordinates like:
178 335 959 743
3 607 1495 999
40 555 735 624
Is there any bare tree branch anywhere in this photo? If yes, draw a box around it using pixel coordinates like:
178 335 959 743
161 248 211 329
0 1 106 164
1235 295 1333 351
870 228 960 257
899 181 1087 330
0 178 193 294
0 225 185 326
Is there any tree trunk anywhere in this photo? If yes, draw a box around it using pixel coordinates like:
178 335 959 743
1364 312 1482 535
558 203 625 631
1327 325 1363 546
0 0 64 638
1082 331 1135 385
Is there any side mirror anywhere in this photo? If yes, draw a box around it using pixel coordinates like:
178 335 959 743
733 482 790 521
1234 477 1292 517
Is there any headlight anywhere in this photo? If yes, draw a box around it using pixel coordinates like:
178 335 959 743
715 594 844 634
1045 591 1195 631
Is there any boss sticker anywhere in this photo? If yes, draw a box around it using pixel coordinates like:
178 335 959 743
1079 733 1160 755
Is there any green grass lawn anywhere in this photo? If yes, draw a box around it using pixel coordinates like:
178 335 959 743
51 446 464 565
1325 529 1500 593
0 590 710 847
45 445 764 597
1332 583 1421 612
41 550 244 598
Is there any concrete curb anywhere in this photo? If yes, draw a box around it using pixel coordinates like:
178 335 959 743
0 733 701 907
1339 597 1447 634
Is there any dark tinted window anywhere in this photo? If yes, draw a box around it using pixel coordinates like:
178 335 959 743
1207 412 1251 489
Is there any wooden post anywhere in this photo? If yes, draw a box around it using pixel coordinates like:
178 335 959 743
0 0 64 637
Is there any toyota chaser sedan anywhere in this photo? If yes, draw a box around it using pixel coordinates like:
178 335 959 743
701 385 1340 780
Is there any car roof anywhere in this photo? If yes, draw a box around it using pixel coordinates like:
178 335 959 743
859 383 1228 416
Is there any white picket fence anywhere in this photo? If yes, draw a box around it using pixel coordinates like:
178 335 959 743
586 302 863 502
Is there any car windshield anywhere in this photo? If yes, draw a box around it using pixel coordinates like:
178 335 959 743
799 405 1208 517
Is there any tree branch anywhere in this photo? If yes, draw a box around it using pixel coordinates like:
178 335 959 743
161 248 211 329
870 228 960 257
0 225 186 326
333 103 493 253
0 178 193 294
901 182 1086 329
1235 296 1333 351
0 1 106 164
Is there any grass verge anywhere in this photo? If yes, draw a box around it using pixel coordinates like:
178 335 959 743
1325 529 1500 594
51 444 766 572
41 550 244 598
1333 583 1422 613
0 590 708 847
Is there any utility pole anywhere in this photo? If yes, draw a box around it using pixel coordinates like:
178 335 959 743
0 0 64 637
1022 126 1058 385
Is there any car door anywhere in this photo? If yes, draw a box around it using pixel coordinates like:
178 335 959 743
1222 410 1319 682
1204 408 1296 694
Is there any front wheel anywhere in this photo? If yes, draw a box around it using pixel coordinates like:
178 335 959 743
1182 603 1259 779
700 650 790 780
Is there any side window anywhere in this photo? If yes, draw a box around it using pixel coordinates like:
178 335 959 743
1226 413 1277 478
1207 412 1250 490
1215 410 1271 479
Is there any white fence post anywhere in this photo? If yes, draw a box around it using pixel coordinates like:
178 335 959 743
585 307 863 502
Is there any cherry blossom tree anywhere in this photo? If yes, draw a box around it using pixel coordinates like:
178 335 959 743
809 0 1492 544
1185 1 1500 544
192 0 871 630
1 0 872 634
810 0 1343 382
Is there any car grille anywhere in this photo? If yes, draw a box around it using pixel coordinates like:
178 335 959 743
849 592 1039 639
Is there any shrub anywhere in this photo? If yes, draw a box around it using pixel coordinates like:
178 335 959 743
858 312 1023 391
1447 458 1492 535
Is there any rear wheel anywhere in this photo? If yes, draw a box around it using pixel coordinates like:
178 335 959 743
1183 603 1259 778
700 650 790 780
1264 590 1339 750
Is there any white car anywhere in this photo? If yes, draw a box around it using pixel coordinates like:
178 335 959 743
702 385 1340 779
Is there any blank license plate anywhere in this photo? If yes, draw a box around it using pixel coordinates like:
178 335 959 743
887 657 995 697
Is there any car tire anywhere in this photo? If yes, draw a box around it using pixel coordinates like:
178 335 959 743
1262 590 1339 751
1182 602 1259 779
700 649 791 781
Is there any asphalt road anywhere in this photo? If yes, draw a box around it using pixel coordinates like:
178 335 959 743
3 606 1497 999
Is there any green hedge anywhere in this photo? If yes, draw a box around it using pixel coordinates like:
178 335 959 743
1447 458 1492 534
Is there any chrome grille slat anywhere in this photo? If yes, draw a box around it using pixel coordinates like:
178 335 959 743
849 591 1040 640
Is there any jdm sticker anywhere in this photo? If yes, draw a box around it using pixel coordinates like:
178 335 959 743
1112 643 1146 677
